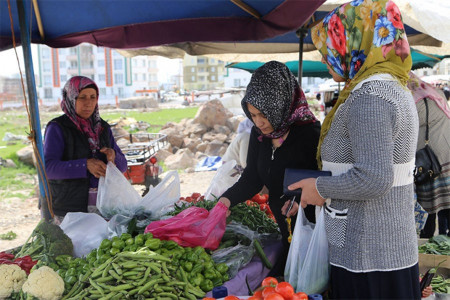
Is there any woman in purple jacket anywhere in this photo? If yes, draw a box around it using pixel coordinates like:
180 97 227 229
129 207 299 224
44 76 127 224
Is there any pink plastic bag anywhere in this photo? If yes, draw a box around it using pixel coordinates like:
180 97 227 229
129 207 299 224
145 202 228 250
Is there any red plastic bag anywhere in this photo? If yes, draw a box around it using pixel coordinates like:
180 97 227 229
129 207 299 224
145 202 228 250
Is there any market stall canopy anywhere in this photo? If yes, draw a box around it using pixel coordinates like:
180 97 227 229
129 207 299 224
226 47 450 78
117 0 450 61
0 0 326 51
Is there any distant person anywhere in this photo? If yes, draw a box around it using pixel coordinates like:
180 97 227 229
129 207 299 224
44 76 127 224
316 92 321 101
290 1 421 298
217 61 321 277
222 118 253 170
408 72 450 238
443 84 450 101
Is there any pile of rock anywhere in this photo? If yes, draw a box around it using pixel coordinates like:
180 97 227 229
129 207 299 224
158 100 245 171
14 100 246 172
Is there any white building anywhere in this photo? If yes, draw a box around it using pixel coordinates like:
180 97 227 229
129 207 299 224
223 68 251 88
36 44 159 105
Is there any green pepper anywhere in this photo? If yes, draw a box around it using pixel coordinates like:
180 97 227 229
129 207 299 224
64 275 77 285
144 238 161 250
203 269 215 280
120 233 132 241
216 263 228 275
193 246 204 257
55 255 72 267
212 277 223 287
111 239 125 250
183 261 193 272
129 245 138 252
186 253 198 262
199 279 214 292
203 261 214 270
125 238 135 246
134 234 145 246
65 267 77 277
100 239 112 250
191 263 204 275
222 273 230 282
56 269 66 278
199 251 211 262
144 232 153 240
163 240 178 250
109 247 120 256
191 272 204 287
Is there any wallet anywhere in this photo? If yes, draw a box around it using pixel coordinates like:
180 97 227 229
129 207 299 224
283 168 332 197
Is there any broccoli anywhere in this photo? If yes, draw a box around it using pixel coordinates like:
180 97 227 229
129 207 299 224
15 220 73 264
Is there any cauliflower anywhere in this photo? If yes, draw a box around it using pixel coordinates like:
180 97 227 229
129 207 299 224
21 266 65 300
0 264 27 299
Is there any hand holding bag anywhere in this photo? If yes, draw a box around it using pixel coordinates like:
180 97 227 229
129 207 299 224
414 98 441 185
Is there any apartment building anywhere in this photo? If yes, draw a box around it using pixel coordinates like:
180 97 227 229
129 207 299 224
183 54 226 91
36 44 159 105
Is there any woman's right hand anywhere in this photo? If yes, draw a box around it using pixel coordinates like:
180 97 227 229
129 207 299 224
218 197 231 217
87 158 107 178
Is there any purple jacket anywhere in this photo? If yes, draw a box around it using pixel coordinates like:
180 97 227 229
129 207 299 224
44 121 128 189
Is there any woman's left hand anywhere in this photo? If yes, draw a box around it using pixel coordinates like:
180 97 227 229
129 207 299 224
100 147 116 163
281 200 298 218
288 178 326 208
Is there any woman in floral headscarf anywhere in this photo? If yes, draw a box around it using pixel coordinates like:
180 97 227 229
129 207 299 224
44 76 127 224
218 61 321 277
288 0 420 298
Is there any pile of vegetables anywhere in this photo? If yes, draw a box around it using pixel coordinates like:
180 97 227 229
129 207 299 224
1 264 65 300
206 277 310 300
228 203 279 234
53 232 229 299
430 274 450 294
15 220 73 266
0 252 37 275
419 235 450 255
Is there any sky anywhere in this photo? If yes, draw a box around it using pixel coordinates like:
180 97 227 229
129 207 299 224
0 44 180 80
0 45 38 77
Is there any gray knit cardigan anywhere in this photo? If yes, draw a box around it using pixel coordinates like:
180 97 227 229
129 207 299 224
316 75 419 272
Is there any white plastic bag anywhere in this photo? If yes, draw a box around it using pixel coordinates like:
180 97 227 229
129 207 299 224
97 162 141 219
285 207 330 294
140 170 180 220
284 208 314 289
60 212 109 258
204 160 239 201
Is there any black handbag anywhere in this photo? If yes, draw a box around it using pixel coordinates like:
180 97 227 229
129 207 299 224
414 98 442 185
283 168 332 197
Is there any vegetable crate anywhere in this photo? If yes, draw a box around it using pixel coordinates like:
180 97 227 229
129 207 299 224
116 132 167 195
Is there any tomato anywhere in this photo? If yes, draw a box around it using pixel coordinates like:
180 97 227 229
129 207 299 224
191 192 201 199
253 290 263 298
262 286 277 297
247 296 262 300
264 293 285 300
179 197 185 202
224 296 240 300
185 196 193 202
261 276 278 288
252 193 268 204
292 292 308 300
275 282 294 300
202 298 216 300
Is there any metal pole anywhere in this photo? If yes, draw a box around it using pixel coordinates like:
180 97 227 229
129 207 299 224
296 27 308 88
17 0 51 220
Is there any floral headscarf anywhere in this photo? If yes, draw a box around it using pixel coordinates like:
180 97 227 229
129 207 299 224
241 61 317 140
61 76 102 152
407 72 450 118
311 0 412 168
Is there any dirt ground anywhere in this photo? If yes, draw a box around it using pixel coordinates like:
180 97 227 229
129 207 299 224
0 170 216 252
